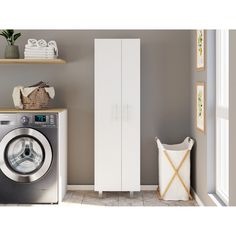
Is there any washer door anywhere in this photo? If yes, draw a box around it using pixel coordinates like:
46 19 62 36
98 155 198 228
0 128 52 183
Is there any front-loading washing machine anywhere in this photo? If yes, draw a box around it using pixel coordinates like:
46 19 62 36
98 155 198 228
0 111 63 204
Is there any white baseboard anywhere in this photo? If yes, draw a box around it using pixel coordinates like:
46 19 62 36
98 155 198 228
67 185 158 191
191 187 204 206
208 193 225 206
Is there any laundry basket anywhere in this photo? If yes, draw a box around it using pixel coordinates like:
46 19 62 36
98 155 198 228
21 88 50 110
155 137 194 201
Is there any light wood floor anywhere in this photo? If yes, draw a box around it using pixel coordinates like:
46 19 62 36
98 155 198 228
0 191 198 206
63 190 198 206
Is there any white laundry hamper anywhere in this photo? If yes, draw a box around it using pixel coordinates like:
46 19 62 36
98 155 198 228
155 137 194 201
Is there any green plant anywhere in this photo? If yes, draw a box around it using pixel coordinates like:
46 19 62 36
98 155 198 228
198 90 203 118
0 30 21 45
197 31 203 56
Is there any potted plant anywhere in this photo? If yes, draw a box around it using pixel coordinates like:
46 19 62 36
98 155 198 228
0 30 21 59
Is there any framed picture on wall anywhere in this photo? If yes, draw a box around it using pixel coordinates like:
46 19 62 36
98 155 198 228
196 82 205 132
196 30 205 70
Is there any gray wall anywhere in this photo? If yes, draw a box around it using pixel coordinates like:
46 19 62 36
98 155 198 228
229 30 236 206
190 30 215 206
0 30 191 185
191 30 236 206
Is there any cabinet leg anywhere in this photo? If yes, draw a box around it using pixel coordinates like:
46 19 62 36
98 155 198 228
130 191 134 198
98 191 103 198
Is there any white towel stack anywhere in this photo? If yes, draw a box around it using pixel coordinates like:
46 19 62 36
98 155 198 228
24 39 59 59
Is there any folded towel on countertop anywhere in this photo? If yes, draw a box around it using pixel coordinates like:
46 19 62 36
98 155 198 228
25 48 55 54
25 56 57 60
24 52 56 55
25 50 55 53
27 39 38 47
24 57 57 60
48 40 58 56
36 39 47 47
24 39 58 59
25 55 55 58
25 47 54 51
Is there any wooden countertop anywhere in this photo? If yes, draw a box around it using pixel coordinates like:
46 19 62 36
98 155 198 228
0 108 67 113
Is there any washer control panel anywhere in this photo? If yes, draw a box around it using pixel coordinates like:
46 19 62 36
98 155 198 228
19 114 57 127
20 116 30 125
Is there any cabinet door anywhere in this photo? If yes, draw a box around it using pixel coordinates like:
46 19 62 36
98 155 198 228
121 39 140 191
94 39 122 191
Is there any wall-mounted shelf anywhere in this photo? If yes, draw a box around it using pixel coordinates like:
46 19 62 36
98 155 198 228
0 59 66 64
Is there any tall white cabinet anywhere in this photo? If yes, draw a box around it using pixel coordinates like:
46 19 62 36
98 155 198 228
94 39 140 194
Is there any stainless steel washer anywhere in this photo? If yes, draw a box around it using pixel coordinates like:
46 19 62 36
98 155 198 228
0 113 58 204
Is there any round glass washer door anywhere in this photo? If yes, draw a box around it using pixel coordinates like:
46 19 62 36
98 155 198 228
6 137 44 175
0 128 52 183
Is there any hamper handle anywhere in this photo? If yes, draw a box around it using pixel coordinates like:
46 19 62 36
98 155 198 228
186 137 194 150
155 137 162 149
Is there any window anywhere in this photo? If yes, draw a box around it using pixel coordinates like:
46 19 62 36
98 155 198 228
216 30 229 205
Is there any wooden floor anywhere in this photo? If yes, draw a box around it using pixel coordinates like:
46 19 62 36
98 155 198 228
63 190 198 206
